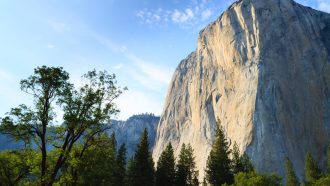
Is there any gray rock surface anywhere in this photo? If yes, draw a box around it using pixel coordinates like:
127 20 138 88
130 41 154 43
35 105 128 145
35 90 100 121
111 114 160 157
153 0 330 181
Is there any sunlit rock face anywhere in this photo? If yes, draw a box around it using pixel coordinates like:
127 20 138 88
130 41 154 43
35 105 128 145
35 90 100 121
153 0 330 180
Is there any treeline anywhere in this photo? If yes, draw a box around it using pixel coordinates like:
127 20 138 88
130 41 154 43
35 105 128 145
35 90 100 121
3 121 330 186
0 125 255 185
0 66 330 185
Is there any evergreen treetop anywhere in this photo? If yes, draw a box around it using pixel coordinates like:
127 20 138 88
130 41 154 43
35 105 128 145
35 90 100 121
305 152 320 184
205 120 233 185
156 142 176 186
285 157 299 186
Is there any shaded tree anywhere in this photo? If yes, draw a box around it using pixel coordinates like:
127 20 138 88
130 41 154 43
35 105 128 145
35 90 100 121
328 143 330 174
233 171 281 186
115 143 127 186
0 150 31 186
156 143 175 186
126 157 135 186
77 133 117 185
232 142 242 175
205 121 233 185
314 176 330 186
239 153 254 173
175 144 199 186
305 152 320 184
285 158 299 186
127 128 155 186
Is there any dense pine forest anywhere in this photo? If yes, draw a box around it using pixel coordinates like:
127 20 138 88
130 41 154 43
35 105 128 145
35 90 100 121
0 66 330 186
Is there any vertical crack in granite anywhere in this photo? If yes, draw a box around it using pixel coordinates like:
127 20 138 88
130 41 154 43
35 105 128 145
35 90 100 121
153 0 330 181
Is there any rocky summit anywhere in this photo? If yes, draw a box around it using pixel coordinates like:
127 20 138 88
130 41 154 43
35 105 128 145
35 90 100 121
153 0 330 180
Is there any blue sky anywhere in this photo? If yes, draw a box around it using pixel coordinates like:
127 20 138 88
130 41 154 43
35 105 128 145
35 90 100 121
0 0 329 121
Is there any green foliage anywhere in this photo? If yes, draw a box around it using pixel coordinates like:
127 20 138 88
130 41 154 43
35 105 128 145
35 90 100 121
0 66 124 185
305 152 320 184
175 143 199 186
232 171 281 186
126 157 135 186
314 176 330 186
0 150 31 185
285 158 299 186
127 128 155 186
231 142 254 175
327 143 330 174
156 143 176 186
115 143 127 186
239 153 254 173
78 133 118 185
205 121 233 185
232 142 241 175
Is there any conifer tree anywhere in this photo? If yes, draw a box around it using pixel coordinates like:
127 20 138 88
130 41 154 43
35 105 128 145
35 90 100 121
231 142 254 175
327 143 330 174
175 144 199 186
232 142 242 174
156 143 176 186
305 152 320 184
126 157 135 186
285 157 299 186
205 121 233 185
128 128 155 186
192 175 199 186
240 153 254 173
115 143 127 186
110 132 117 151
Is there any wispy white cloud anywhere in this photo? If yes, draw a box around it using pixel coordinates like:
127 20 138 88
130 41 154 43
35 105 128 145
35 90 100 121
317 0 330 13
136 8 171 26
126 54 172 85
172 9 194 23
44 22 172 119
88 31 124 52
135 0 221 28
201 9 212 20
47 20 71 33
113 63 124 70
47 44 56 49
85 29 173 91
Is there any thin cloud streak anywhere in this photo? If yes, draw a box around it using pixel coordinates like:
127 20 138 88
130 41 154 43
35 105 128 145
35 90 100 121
126 53 172 85
85 29 173 91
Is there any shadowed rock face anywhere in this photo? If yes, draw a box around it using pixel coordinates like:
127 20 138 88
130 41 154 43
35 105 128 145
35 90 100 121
153 0 330 180
111 114 160 157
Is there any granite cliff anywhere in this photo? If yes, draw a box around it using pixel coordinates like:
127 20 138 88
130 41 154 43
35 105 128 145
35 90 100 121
153 0 330 180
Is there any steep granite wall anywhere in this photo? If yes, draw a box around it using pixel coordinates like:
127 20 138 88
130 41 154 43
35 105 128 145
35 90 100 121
153 0 330 180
